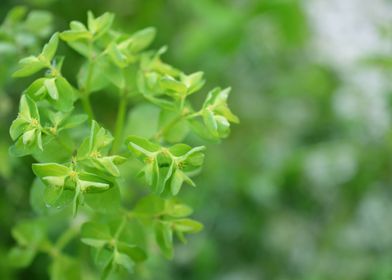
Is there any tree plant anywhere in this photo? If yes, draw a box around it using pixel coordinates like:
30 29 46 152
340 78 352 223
7 11 238 279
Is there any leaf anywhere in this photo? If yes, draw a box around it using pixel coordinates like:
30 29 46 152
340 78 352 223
12 219 46 247
203 109 219 138
95 156 125 177
85 184 121 213
44 184 64 205
129 27 156 53
8 247 36 268
170 169 184 196
22 129 37 145
32 163 70 177
24 10 53 38
78 172 111 193
182 71 205 94
3 6 27 26
127 136 160 157
60 114 88 130
117 242 147 263
107 42 128 68
81 225 110 248
125 103 160 139
166 202 193 218
70 21 87 31
50 255 81 280
156 161 174 194
159 76 187 94
89 121 113 152
158 110 189 143
41 32 59 62
87 11 114 39
13 56 46 77
154 221 173 259
24 78 46 100
114 252 134 273
9 118 28 141
44 78 59 100
173 219 203 233
60 30 91 41
133 195 165 215
55 77 75 112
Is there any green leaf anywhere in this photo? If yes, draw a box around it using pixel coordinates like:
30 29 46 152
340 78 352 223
134 195 165 215
87 11 114 39
89 121 113 152
173 219 203 233
41 32 59 62
44 78 59 100
127 136 160 157
50 255 81 280
78 172 111 193
154 221 173 259
32 163 70 177
44 184 64 205
107 42 128 68
94 156 125 177
117 242 147 263
60 30 91 41
166 202 193 218
156 161 174 194
12 219 46 247
129 27 156 52
9 118 28 141
24 78 46 100
55 76 75 112
159 76 187 94
3 6 27 26
13 56 46 77
22 128 36 145
81 222 111 248
24 10 53 38
114 252 134 273
181 71 205 94
70 21 87 31
60 114 88 130
8 247 36 268
170 169 184 196
125 103 160 139
85 184 121 213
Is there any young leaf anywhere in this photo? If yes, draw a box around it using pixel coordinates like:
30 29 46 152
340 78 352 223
41 32 59 62
129 27 156 53
13 56 46 77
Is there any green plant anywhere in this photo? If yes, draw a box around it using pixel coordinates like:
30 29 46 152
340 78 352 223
7 11 238 279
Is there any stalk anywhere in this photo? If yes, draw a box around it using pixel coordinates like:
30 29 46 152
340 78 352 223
111 88 128 154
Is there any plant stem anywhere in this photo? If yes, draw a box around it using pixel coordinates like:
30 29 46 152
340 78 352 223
111 88 129 154
81 96 94 120
80 42 96 120
114 216 127 239
56 226 79 251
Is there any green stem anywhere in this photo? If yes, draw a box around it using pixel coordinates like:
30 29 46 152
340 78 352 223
56 226 79 251
81 96 94 120
114 216 127 240
111 88 129 154
153 110 192 141
80 41 96 120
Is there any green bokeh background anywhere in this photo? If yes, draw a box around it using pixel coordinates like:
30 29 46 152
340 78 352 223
1 0 392 279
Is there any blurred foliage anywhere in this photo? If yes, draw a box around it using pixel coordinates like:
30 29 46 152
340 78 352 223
1 0 392 279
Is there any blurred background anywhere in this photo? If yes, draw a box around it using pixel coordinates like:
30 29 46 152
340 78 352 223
1 0 392 279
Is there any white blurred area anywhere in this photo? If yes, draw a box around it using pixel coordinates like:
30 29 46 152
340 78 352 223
307 0 392 138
